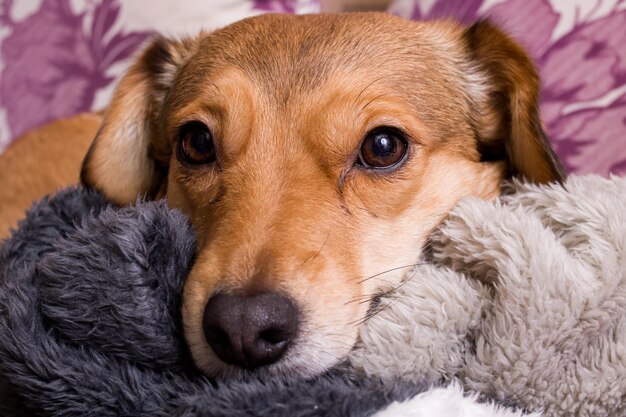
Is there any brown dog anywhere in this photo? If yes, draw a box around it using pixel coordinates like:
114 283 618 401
0 13 563 378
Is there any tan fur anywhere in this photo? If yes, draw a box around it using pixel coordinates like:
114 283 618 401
1 13 564 377
0 113 101 239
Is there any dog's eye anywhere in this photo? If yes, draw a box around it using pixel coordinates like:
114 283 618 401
178 122 216 165
356 127 408 169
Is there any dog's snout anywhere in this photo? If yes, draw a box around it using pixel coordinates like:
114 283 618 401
203 292 298 369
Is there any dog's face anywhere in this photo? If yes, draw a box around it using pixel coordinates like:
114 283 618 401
81 13 563 377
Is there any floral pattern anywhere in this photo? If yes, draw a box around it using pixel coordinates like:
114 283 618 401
398 0 626 175
1 0 624 176
0 0 151 143
0 0 319 151
253 0 319 14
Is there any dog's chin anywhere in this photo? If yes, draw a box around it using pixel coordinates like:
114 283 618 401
190 330 356 379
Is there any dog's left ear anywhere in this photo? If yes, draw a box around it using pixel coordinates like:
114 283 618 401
81 36 200 204
464 20 565 183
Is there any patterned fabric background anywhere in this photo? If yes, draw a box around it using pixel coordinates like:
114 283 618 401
0 0 319 150
1 0 625 176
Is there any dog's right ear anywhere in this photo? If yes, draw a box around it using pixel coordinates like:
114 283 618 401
81 36 199 204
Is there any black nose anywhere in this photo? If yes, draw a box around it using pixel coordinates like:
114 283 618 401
203 292 298 369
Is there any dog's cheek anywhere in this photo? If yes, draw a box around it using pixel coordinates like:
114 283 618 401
350 151 505 297
358 216 427 293
340 165 433 294
291 264 366 363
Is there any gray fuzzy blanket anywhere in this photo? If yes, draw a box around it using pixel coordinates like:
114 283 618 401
0 175 624 416
0 189 427 417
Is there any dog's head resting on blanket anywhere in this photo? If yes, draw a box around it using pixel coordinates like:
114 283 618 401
81 13 564 377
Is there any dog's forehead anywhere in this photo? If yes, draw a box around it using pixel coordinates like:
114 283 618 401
179 13 465 95
163 13 475 154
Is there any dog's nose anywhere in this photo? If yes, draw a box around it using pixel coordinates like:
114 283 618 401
203 292 298 369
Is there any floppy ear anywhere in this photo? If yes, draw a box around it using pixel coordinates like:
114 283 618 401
464 20 565 184
81 36 199 204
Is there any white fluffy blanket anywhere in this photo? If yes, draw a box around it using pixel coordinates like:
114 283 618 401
349 175 626 417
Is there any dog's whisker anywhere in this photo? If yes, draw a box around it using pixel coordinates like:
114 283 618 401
300 230 331 267
361 92 390 112
344 263 425 308
353 262 425 284
344 286 388 305
357 300 396 326
351 300 395 327
354 74 393 104
343 296 369 305
348 268 419 327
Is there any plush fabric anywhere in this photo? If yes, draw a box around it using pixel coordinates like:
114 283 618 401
350 175 626 416
1 175 624 416
0 188 509 417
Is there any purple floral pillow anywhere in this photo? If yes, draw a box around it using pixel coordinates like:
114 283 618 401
0 0 319 151
390 0 626 176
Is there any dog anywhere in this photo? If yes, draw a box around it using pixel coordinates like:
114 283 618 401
0 13 564 378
